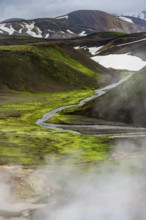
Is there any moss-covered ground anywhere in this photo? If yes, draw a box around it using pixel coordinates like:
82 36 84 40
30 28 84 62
0 89 110 166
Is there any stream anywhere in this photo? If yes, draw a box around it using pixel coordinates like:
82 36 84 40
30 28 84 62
36 75 146 137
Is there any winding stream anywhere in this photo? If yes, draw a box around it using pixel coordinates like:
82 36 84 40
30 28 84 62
36 75 146 137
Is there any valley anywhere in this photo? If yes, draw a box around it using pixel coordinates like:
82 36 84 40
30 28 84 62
1 8 146 219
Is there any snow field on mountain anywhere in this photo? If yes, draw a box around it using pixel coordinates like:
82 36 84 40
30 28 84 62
123 11 146 20
119 16 134 23
79 31 87 36
74 46 103 55
88 46 103 55
67 29 74 34
24 22 42 38
56 15 69 19
0 22 43 38
0 23 15 35
91 54 146 71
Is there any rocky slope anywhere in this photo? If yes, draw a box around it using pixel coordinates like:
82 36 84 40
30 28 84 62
66 10 146 33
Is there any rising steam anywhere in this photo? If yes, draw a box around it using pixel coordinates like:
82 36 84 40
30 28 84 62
32 138 146 220
0 139 146 219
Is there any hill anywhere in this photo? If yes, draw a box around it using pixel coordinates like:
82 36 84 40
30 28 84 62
71 68 146 127
0 38 108 92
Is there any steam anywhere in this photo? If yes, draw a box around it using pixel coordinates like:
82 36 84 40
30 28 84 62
0 139 146 219
32 138 146 220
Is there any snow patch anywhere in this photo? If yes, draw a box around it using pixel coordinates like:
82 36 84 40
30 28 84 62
79 31 87 36
0 23 15 35
88 46 103 55
67 29 74 34
45 33 50 38
18 24 25 34
91 54 146 71
74 46 103 55
123 11 146 20
19 28 23 34
19 29 22 34
56 15 69 20
24 22 42 38
119 16 134 23
74 46 81 49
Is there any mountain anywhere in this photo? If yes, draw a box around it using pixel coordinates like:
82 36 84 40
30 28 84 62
1 18 25 23
1 10 146 39
122 11 146 20
65 10 145 33
118 16 146 29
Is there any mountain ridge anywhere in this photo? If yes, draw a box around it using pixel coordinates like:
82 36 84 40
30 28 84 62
122 11 146 20
0 10 146 39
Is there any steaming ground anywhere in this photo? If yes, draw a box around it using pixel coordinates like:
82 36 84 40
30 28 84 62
34 169 146 218
33 155 146 219
0 138 145 219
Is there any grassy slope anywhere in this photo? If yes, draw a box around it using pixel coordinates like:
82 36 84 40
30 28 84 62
0 41 103 92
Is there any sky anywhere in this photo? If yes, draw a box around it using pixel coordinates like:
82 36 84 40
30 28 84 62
0 0 146 21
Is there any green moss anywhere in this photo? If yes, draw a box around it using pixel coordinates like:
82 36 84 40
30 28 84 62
0 89 110 165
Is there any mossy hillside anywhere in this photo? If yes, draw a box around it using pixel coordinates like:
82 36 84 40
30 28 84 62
0 42 102 92
0 90 110 165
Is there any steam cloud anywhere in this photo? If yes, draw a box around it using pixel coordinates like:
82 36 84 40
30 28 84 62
0 138 146 219
32 138 146 220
